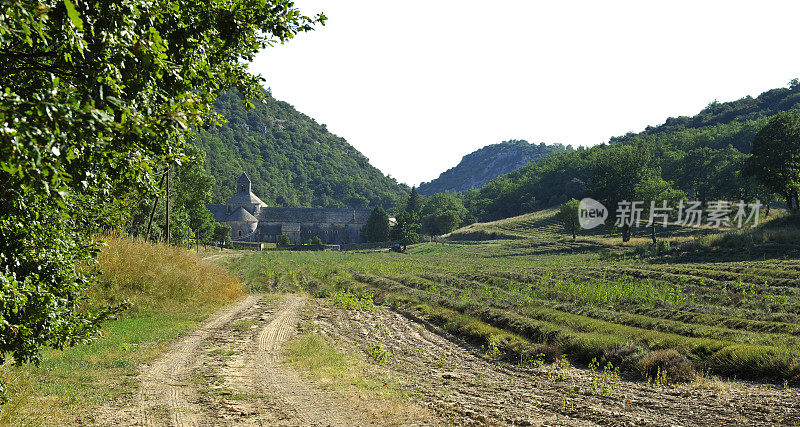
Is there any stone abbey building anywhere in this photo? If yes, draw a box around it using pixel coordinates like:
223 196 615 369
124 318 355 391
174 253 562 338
207 173 370 244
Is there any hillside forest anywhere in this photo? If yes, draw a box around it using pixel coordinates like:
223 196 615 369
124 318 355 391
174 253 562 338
461 81 800 223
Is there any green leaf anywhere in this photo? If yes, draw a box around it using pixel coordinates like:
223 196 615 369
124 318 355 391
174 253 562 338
63 0 83 31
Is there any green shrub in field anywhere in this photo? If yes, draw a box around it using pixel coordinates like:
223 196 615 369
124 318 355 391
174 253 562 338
328 289 376 311
523 344 561 364
367 343 393 364
548 355 571 381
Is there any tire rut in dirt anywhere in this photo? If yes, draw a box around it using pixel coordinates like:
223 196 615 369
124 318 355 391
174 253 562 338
95 295 260 426
221 295 368 426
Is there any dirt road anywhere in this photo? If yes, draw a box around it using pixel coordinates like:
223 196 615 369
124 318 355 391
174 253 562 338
95 295 386 426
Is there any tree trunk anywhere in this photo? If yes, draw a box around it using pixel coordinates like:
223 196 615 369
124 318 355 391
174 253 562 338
145 172 167 242
622 224 631 242
572 223 576 240
787 192 795 211
651 225 657 244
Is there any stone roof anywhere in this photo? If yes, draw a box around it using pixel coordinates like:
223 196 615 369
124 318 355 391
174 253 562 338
237 172 251 184
257 207 370 224
257 224 282 235
206 204 227 222
227 191 268 206
227 206 258 222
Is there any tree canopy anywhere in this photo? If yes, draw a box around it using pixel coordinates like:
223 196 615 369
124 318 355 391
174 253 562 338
0 0 323 378
557 199 580 240
361 206 390 243
744 112 800 210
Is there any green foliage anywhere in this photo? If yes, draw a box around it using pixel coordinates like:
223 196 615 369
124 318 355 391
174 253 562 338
614 83 800 144
744 112 800 210
367 343 393 364
277 234 290 246
390 211 420 247
309 236 322 245
405 187 423 215
422 210 461 237
634 175 686 243
0 0 323 385
213 223 233 248
464 83 800 223
434 211 461 235
548 355 571 382
421 191 466 218
362 206 390 242
126 145 217 244
557 199 580 239
420 192 465 237
193 90 408 209
674 147 758 204
328 289 375 311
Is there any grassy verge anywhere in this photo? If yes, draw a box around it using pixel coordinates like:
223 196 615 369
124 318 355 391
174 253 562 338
0 237 244 426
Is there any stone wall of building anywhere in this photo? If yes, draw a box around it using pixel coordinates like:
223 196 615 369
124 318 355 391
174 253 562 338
206 173 370 245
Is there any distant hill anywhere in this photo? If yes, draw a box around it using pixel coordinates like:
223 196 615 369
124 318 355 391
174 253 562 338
192 90 408 210
464 79 800 221
418 140 571 196
610 81 800 152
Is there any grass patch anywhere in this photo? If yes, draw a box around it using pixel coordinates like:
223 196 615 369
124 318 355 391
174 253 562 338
328 289 376 311
0 237 245 426
284 333 429 423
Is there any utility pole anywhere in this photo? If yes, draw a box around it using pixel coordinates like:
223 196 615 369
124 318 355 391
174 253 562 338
145 171 167 242
165 166 171 245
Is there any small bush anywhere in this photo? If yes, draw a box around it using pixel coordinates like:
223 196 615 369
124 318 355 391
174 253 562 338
328 289 376 311
367 343 393 364
638 349 695 383
603 343 648 377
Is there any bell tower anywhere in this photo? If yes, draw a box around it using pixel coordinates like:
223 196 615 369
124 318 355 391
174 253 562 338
237 172 252 194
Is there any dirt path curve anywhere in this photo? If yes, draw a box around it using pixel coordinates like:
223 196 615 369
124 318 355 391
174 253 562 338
221 295 368 426
95 295 374 426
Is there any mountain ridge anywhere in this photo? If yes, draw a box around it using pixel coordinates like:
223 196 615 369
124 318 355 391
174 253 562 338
418 140 571 196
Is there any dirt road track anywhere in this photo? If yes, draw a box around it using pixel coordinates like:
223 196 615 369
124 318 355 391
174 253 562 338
95 295 379 426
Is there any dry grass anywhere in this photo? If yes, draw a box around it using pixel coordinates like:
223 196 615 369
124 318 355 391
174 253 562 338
94 237 245 311
0 237 245 426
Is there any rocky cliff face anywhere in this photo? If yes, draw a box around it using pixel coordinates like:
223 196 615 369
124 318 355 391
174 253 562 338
418 140 570 195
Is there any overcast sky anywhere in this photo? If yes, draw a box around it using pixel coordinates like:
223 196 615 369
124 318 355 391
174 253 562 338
250 1 800 187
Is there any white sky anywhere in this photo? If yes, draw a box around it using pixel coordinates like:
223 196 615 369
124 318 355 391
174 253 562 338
251 1 800 187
